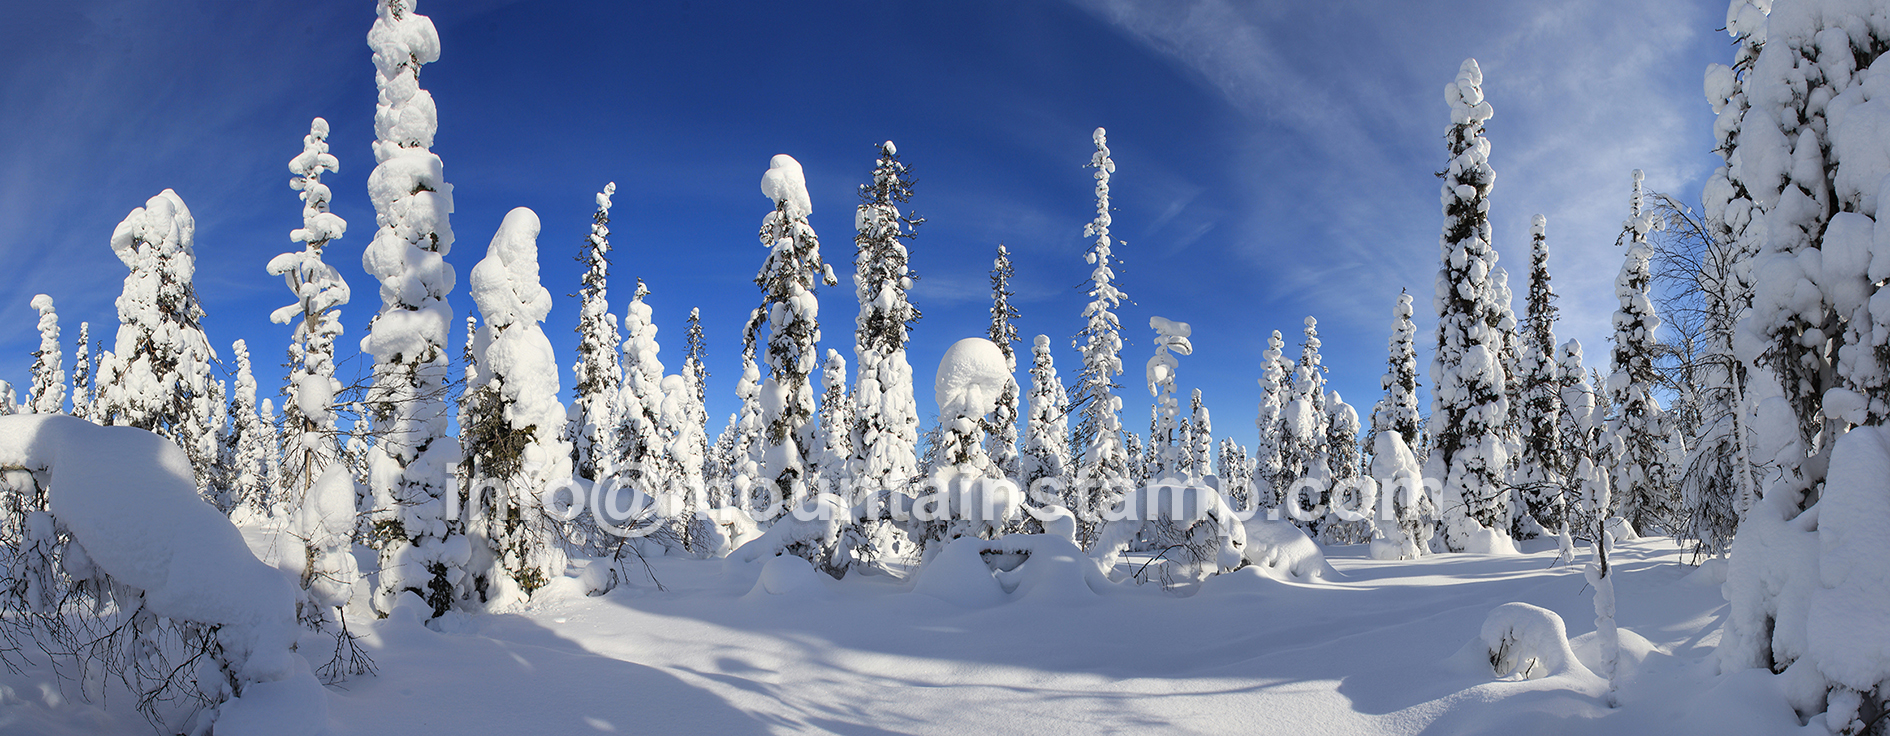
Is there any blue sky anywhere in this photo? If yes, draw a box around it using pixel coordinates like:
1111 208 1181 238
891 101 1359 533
0 0 1729 449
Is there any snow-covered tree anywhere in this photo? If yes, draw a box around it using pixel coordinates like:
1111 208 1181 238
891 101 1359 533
1369 317 1433 563
1071 127 1130 545
615 279 666 494
1188 389 1212 480
1215 437 1251 509
815 349 852 493
987 244 1022 481
851 140 923 503
361 0 464 617
681 308 711 500
1513 214 1566 533
1709 3 1890 728
27 295 63 415
1021 334 1072 504
732 344 765 514
224 340 273 516
1282 317 1330 535
1254 329 1292 508
915 338 1024 550
268 116 351 504
464 208 571 602
754 154 838 519
1322 392 1371 545
1144 317 1194 481
70 322 95 423
1556 340 1600 535
567 182 621 483
96 189 220 495
1608 170 1675 536
1428 59 1511 552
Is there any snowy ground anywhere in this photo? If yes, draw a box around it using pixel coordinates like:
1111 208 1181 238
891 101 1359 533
2 521 1806 735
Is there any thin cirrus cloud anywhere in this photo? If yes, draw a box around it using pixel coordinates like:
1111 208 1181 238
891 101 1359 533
1067 0 1729 412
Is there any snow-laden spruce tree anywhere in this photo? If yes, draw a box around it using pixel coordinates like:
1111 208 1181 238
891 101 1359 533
1021 334 1072 504
1370 292 1424 459
850 141 923 505
1282 317 1330 534
754 154 838 520
224 339 273 516
815 349 852 493
1608 170 1676 537
915 337 1024 550
96 189 220 495
1429 59 1512 553
680 308 711 503
70 322 94 423
464 208 571 602
1322 392 1371 545
1070 127 1130 546
988 244 1022 481
1189 389 1213 480
566 182 621 484
361 0 463 618
268 116 351 504
1144 317 1194 481
1368 355 1432 562
1710 2 1890 728
1556 339 1601 537
1254 329 1292 508
1513 214 1566 533
27 295 63 415
1215 437 1251 509
732 344 766 513
659 373 716 555
615 279 667 495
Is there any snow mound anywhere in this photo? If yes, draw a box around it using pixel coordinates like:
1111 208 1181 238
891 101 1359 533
732 494 847 573
755 554 825 596
1467 602 1594 681
910 534 1113 607
0 415 323 733
934 337 1010 421
1241 519 1338 580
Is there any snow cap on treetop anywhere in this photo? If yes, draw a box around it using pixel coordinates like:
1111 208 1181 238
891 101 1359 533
598 182 615 210
1033 334 1050 349
1447 59 1492 126
1531 213 1546 235
882 141 896 156
761 154 811 219
469 207 552 329
936 337 1010 420
1150 315 1191 339
30 294 52 313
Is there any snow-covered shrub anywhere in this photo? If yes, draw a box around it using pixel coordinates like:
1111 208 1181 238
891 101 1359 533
0 415 326 734
1092 481 1247 587
1475 602 1593 681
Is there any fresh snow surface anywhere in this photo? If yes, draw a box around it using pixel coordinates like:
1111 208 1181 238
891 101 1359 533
4 512 1802 734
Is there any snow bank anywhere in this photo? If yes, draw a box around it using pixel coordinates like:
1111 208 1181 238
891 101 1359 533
0 415 323 733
